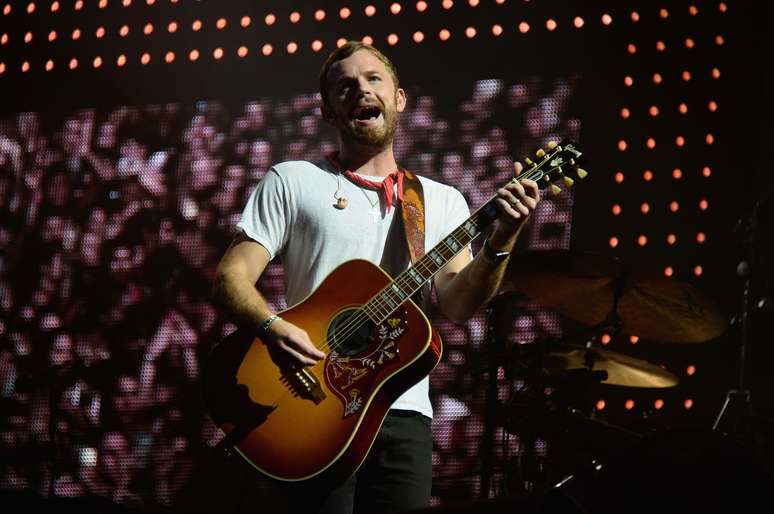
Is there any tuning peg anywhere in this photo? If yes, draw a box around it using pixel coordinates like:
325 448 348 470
550 184 562 195
576 168 588 179
563 176 575 187
536 148 546 158
543 175 551 183
523 157 534 166
547 141 558 149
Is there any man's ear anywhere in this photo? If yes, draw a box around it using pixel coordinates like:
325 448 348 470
396 88 407 113
321 103 336 126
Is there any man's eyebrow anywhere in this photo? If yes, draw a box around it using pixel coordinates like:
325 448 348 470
333 68 383 84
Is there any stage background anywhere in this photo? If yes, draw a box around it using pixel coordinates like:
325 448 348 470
1 1 772 512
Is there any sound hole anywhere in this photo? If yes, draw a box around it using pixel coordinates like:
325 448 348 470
328 308 375 356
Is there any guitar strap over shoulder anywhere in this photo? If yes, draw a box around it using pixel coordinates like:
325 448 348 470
400 168 426 264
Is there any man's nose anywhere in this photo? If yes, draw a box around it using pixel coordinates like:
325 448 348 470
355 77 375 97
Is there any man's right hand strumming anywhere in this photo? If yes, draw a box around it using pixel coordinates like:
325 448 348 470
262 317 326 369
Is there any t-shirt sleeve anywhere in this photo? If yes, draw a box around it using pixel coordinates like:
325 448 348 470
235 167 292 259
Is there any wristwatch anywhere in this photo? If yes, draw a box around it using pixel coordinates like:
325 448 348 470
482 239 511 263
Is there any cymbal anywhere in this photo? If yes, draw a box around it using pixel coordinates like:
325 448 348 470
544 344 679 388
503 250 727 343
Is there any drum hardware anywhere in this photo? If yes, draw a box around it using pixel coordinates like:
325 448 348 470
502 250 728 343
713 186 773 438
480 249 734 504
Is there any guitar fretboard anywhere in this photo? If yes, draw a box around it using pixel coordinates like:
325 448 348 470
362 199 501 323
357 140 583 324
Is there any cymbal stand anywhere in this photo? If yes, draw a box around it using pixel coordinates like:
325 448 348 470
712 192 768 436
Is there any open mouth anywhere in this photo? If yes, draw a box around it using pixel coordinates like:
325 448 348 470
351 105 383 124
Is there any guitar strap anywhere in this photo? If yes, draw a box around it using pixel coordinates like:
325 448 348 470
399 168 426 263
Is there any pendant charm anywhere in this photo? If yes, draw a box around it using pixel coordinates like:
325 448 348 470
334 197 348 210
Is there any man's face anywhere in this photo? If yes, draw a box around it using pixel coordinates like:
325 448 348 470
324 50 406 149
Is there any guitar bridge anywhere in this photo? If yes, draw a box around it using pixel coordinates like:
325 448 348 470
281 368 326 404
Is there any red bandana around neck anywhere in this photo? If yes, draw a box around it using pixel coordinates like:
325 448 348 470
326 153 404 213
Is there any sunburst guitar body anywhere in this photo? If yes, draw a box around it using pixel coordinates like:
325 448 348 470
203 259 441 484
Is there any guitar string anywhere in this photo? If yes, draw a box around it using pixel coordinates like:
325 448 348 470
315 161 557 355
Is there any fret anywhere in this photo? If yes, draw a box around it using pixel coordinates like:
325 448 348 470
369 211 494 323
428 249 444 267
481 201 499 220
463 220 478 237
444 235 461 253
390 283 407 300
408 267 425 285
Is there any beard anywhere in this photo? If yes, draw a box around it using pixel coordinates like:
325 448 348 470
336 99 399 150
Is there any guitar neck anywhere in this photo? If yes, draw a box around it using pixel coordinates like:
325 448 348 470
362 193 503 324
360 140 584 324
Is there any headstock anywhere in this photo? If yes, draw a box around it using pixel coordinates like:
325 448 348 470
518 140 587 196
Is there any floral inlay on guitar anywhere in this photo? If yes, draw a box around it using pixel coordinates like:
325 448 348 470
325 310 408 417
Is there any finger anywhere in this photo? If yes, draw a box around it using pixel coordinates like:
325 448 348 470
501 183 527 203
292 333 326 360
279 342 320 367
500 187 534 216
513 161 523 177
519 179 541 202
505 182 539 210
494 198 524 220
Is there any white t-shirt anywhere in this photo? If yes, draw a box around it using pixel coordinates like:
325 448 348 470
236 160 471 418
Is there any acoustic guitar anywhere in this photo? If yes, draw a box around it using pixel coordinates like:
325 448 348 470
202 141 586 484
